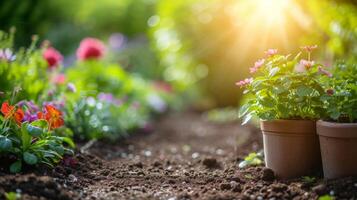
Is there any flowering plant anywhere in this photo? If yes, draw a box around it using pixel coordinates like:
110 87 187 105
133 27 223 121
0 92 74 173
238 46 332 124
321 61 357 123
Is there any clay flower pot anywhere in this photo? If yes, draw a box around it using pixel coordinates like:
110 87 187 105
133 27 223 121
260 120 322 179
317 120 357 179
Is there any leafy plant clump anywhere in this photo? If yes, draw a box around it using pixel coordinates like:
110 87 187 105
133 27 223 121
0 92 73 173
321 61 357 123
238 151 264 168
238 46 332 124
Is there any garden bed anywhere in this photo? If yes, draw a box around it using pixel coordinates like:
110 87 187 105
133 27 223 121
1 112 356 200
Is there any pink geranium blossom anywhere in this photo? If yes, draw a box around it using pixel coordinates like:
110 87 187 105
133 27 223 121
235 78 253 88
249 59 265 74
318 66 333 77
76 38 105 60
264 49 278 57
300 59 315 69
301 45 318 52
43 47 63 69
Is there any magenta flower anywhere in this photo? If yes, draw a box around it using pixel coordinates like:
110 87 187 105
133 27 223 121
76 38 105 60
249 59 265 74
301 45 318 53
318 66 333 77
300 59 315 69
265 49 278 57
235 78 253 88
43 47 63 69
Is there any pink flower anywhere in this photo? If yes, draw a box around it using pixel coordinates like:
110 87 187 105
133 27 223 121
265 49 278 57
300 59 315 69
249 59 265 74
318 66 333 77
52 73 66 85
43 47 63 69
76 38 105 60
301 45 318 52
235 78 253 88
326 89 334 96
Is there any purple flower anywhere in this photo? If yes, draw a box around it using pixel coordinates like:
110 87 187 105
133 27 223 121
108 33 126 50
23 110 38 122
147 94 167 113
67 83 77 93
98 93 114 102
0 49 16 62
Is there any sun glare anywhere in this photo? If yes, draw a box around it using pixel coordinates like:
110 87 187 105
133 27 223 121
224 0 310 60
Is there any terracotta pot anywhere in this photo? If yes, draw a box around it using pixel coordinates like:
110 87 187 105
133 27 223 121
317 120 357 179
260 120 322 179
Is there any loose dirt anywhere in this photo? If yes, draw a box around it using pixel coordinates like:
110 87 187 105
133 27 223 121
1 112 357 200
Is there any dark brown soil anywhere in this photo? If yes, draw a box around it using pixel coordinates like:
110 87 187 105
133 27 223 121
1 112 357 200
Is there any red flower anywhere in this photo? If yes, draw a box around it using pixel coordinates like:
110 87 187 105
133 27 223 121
43 47 63 69
37 105 64 129
76 38 105 60
1 101 24 125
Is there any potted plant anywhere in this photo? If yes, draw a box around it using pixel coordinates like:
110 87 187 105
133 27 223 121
238 46 331 179
317 61 357 179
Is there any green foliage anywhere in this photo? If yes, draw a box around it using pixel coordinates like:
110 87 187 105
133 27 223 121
318 195 335 200
239 49 329 124
238 152 264 168
4 192 20 200
65 96 148 140
0 97 73 173
63 59 170 140
322 60 357 122
0 31 49 101
301 176 316 184
306 0 357 59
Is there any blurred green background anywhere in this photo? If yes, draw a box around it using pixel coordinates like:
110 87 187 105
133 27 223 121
0 0 356 107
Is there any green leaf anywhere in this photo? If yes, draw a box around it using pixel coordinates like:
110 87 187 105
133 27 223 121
21 123 31 150
296 86 314 97
26 124 43 137
23 152 38 165
238 104 250 118
10 161 22 173
242 113 252 125
62 137 75 148
269 67 280 77
0 136 12 151
318 195 334 200
30 120 48 129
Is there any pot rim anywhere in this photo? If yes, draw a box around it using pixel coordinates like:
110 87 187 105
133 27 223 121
317 120 357 138
260 119 316 134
